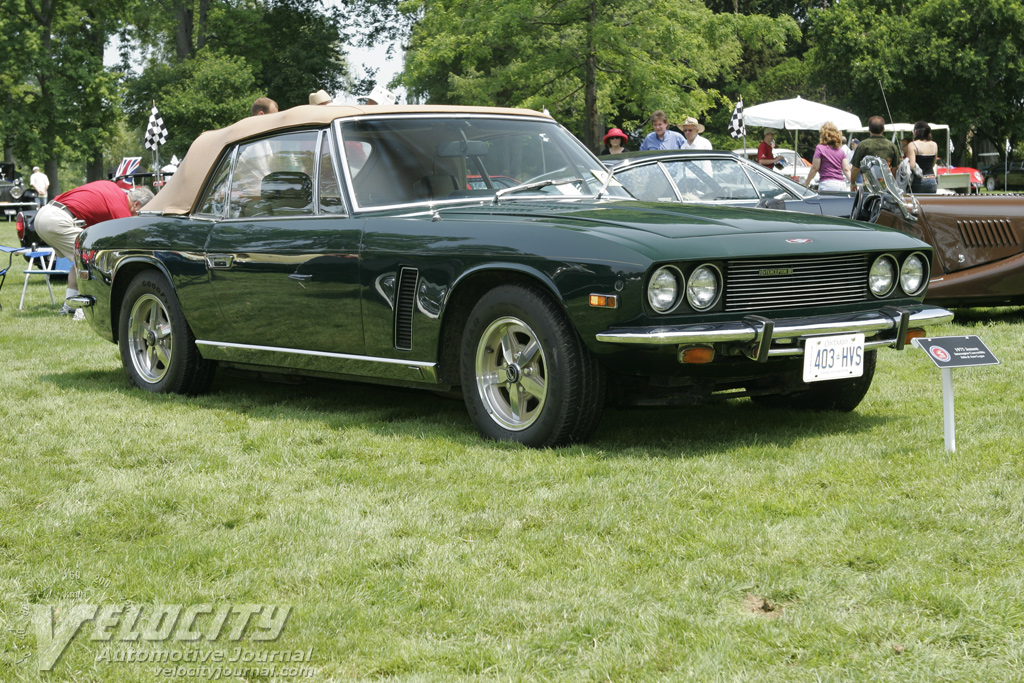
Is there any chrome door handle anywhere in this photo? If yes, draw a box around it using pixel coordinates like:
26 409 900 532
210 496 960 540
206 254 234 269
288 273 313 281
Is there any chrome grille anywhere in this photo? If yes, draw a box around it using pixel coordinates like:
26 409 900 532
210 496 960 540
725 254 869 312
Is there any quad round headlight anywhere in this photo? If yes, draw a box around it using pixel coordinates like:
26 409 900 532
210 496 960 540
900 252 929 296
648 266 681 313
868 254 897 297
686 264 721 310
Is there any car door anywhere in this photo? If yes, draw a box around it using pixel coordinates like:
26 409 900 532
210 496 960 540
202 128 365 359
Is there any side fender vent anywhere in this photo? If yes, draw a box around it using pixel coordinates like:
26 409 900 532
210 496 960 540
957 219 1020 249
394 266 419 350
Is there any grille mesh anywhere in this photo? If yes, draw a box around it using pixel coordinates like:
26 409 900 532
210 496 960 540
956 219 1020 249
725 254 869 312
394 267 418 350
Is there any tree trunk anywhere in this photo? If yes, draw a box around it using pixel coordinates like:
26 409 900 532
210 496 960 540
32 3 60 195
583 0 599 152
45 159 59 197
85 154 105 183
174 0 194 60
196 0 211 50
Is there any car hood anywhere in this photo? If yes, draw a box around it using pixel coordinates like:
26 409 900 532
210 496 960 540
435 199 883 239
427 199 927 262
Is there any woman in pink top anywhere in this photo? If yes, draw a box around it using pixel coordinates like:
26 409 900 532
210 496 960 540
804 121 852 193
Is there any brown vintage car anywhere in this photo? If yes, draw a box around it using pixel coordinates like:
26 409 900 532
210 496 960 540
855 157 1024 307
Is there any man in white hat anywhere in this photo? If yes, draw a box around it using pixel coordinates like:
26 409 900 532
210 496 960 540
308 89 332 105
679 116 712 151
30 166 49 206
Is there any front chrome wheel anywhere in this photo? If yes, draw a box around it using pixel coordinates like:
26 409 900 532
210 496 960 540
126 293 173 384
474 316 548 431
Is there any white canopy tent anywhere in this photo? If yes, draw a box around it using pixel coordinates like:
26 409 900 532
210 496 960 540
742 97 863 174
846 123 951 167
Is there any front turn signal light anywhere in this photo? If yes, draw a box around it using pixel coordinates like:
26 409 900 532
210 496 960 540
589 294 618 308
678 346 715 364
905 328 926 345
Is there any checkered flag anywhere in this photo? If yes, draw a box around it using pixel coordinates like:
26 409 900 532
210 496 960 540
144 105 168 151
727 99 745 139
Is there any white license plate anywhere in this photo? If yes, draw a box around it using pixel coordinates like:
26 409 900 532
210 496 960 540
803 333 865 382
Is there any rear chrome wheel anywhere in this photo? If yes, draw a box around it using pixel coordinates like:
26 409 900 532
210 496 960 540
126 293 173 384
118 270 214 394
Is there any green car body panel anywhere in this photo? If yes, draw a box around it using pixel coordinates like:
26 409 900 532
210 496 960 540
68 106 953 446
79 200 938 377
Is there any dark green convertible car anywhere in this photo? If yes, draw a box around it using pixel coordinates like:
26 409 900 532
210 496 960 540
69 105 953 446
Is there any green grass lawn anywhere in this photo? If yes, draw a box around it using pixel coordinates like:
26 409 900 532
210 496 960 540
2 223 1023 682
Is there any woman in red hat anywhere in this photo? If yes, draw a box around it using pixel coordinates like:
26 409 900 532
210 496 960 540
601 128 629 155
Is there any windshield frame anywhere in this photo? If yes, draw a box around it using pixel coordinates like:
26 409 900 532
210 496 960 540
335 113 629 213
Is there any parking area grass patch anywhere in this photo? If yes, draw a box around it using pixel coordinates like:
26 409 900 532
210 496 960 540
3 224 1024 681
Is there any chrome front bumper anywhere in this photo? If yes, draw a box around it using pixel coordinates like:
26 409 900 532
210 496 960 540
65 295 95 309
596 305 954 361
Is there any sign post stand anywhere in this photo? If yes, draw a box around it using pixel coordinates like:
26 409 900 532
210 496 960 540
941 367 955 451
912 335 999 452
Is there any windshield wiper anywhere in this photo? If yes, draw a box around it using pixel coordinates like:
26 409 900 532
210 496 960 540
595 169 616 199
493 178 577 204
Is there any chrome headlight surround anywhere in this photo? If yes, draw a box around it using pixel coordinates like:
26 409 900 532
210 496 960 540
900 251 929 297
9 183 23 199
685 263 722 311
868 254 898 298
647 265 682 313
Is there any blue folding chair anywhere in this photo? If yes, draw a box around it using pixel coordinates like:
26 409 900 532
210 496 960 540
19 247 72 310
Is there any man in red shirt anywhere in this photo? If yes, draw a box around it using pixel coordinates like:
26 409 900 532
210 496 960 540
34 180 154 314
757 128 784 168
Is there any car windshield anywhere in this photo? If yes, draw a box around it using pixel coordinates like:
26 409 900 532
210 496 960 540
613 155 816 203
337 115 629 210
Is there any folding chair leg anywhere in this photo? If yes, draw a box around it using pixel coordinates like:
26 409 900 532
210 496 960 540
19 249 60 310
19 273 29 310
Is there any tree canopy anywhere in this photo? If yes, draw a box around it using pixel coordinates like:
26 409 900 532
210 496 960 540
400 0 799 150
0 0 352 191
1 0 1022 188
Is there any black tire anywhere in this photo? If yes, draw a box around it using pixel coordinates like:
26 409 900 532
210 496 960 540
460 283 606 447
985 176 996 192
755 349 876 412
118 269 214 395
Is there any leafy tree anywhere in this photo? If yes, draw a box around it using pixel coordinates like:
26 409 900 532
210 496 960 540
204 0 350 108
809 0 1024 163
125 48 261 161
0 0 127 192
399 0 795 151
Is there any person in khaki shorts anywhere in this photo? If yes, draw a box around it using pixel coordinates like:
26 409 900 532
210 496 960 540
34 180 153 315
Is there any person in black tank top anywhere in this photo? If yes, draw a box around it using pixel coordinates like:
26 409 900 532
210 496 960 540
908 121 938 193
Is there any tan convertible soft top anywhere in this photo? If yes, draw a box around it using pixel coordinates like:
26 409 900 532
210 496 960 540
143 104 553 215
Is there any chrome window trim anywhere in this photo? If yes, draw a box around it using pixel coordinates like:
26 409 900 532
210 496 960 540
192 146 238 220
333 113 604 214
315 127 351 217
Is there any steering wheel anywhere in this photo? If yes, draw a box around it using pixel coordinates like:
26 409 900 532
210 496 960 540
856 194 882 223
756 194 786 210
